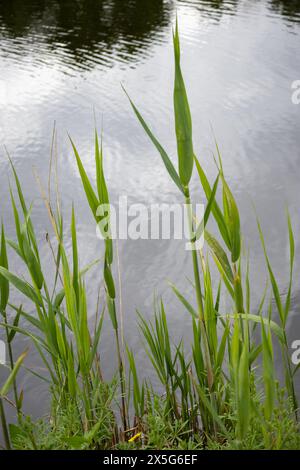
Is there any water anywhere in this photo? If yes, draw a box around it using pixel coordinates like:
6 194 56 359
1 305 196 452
0 0 300 425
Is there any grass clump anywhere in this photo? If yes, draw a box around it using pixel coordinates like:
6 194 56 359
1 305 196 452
0 21 299 450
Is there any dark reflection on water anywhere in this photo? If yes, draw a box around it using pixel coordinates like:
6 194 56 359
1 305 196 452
0 0 172 66
1 0 299 70
178 0 238 18
269 0 300 21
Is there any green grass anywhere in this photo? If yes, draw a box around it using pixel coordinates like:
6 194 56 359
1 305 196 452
0 22 299 450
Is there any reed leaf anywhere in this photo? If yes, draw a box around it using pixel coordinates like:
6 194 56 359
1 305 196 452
0 267 42 306
194 155 231 249
0 223 9 312
205 231 234 283
222 178 241 263
169 282 197 318
237 323 250 440
224 313 285 343
261 318 275 420
69 137 99 219
257 218 284 325
0 350 27 397
173 19 194 188
285 211 294 322
123 86 184 195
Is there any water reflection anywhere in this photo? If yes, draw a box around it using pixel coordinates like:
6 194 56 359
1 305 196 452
269 0 300 21
0 0 172 67
1 0 299 72
178 0 238 19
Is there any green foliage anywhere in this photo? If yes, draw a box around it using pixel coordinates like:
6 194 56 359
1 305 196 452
10 388 115 450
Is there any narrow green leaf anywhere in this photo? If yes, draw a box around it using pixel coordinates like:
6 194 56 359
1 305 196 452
123 86 184 195
194 155 231 249
104 260 116 299
261 318 275 420
237 327 250 439
169 282 197 318
193 174 220 243
8 304 22 343
257 218 284 325
1 350 27 396
107 295 117 330
173 19 194 187
7 239 24 261
95 130 109 206
234 274 244 314
53 289 65 310
89 307 104 365
69 136 99 219
216 322 229 372
0 267 42 306
21 231 44 290
0 223 9 311
222 178 241 263
285 211 294 322
223 313 285 343
205 231 234 283
67 352 77 398
71 205 79 305
8 156 39 259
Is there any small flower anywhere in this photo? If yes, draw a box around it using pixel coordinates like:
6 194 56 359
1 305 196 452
128 432 142 443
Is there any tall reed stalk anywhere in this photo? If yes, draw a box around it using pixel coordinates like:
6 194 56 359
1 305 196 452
70 132 128 431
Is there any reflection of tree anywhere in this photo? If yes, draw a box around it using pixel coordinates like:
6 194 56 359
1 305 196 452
269 0 300 19
177 0 238 19
0 0 172 64
1 0 299 67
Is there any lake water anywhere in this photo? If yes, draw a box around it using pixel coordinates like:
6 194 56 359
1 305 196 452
0 0 300 425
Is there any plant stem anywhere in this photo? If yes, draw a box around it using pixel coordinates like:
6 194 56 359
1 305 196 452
0 397 11 450
281 335 298 419
115 322 128 432
2 310 21 422
185 190 214 393
185 191 204 320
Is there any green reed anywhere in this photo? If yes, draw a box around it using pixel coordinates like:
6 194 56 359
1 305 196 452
0 154 116 448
